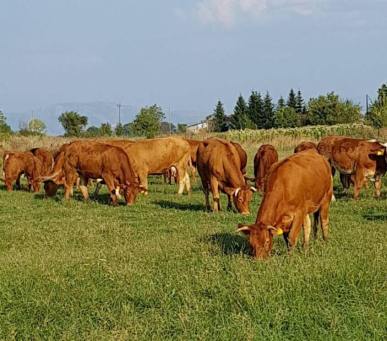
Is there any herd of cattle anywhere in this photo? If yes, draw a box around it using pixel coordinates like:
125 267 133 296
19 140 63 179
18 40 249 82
1 135 386 259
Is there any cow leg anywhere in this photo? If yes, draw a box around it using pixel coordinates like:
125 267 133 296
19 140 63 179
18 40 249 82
210 177 220 212
102 174 118 205
79 176 89 201
138 173 148 195
184 172 191 195
340 173 351 192
353 168 366 200
227 194 233 210
64 171 78 200
319 201 330 241
15 173 22 190
200 177 211 211
287 213 304 252
374 176 382 198
93 181 103 199
312 211 320 239
5 177 13 192
303 214 311 250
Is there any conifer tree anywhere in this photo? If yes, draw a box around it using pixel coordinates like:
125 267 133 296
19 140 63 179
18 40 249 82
213 100 228 132
277 96 285 110
287 89 297 110
262 92 275 129
230 95 251 130
248 91 263 129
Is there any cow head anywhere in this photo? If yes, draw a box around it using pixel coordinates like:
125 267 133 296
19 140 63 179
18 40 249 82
44 180 59 197
225 186 257 215
121 181 146 205
237 223 283 259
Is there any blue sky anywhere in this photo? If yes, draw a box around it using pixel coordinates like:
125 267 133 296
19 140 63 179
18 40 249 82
1 0 386 130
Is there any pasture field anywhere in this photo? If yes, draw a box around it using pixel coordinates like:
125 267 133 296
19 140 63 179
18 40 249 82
0 146 386 340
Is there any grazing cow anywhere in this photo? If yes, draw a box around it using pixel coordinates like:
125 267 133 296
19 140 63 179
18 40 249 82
45 141 143 205
2 151 44 192
238 150 333 259
331 138 387 199
197 138 256 214
294 141 317 153
253 144 279 192
208 137 248 175
105 137 192 195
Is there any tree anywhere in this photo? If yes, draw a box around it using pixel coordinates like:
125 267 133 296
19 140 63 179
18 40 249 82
377 83 387 105
365 84 387 129
307 92 361 125
213 100 228 132
287 89 297 109
58 111 88 137
274 107 301 128
0 111 12 134
262 92 275 129
132 105 165 138
160 121 176 134
177 123 187 133
248 91 264 129
85 126 100 137
99 122 113 136
28 118 46 135
115 122 125 136
277 96 286 110
295 90 305 113
230 95 252 130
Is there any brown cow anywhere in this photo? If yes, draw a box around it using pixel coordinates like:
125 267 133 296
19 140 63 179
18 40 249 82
2 151 43 192
253 144 279 192
331 138 387 199
45 141 143 205
197 138 256 214
105 137 192 195
238 150 333 259
163 166 178 184
208 137 248 175
294 141 317 153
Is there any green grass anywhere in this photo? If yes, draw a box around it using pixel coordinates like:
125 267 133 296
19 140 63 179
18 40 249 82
0 150 386 340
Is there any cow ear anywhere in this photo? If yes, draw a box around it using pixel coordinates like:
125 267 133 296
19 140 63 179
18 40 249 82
267 225 284 236
237 223 252 235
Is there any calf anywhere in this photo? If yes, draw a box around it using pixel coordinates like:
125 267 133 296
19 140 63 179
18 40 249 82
253 144 278 192
238 150 333 259
197 138 256 214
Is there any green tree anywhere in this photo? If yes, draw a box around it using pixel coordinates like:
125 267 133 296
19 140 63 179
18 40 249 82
248 91 263 129
132 105 165 138
115 122 125 136
177 123 187 133
307 92 361 125
366 84 387 129
160 121 176 134
287 89 297 109
213 100 228 132
274 107 301 128
0 111 12 135
85 126 100 137
28 118 46 135
58 111 88 137
277 96 286 110
295 90 305 113
230 95 252 130
377 83 387 105
99 122 113 136
262 92 275 129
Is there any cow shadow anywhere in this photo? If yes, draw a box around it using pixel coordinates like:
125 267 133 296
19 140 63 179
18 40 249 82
204 232 251 256
152 199 205 211
362 213 387 221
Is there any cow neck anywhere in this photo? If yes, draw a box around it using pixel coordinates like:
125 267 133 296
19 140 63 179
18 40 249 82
223 160 245 189
256 190 286 227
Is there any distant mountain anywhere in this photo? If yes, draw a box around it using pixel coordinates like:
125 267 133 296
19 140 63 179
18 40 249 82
6 102 205 135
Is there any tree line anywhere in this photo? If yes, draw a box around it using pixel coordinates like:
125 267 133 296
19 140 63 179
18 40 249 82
1 84 386 138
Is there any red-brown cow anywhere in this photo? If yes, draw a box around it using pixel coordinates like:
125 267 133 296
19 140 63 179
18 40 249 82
294 141 317 153
331 138 387 199
45 141 143 205
197 138 256 214
2 151 43 192
238 150 333 259
253 144 278 192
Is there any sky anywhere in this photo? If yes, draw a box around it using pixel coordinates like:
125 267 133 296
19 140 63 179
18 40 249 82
0 0 386 132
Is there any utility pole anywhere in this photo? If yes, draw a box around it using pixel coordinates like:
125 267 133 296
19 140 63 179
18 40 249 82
366 94 369 114
117 103 122 125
